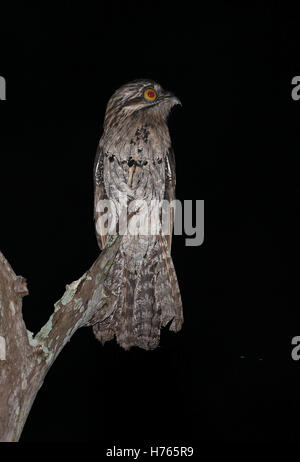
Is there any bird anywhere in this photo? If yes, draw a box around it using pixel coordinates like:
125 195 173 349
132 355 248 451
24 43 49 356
92 79 183 350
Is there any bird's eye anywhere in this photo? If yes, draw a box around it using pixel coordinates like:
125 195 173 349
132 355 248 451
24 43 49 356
144 88 157 102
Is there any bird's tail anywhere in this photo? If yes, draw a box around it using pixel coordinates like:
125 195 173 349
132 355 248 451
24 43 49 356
92 235 183 350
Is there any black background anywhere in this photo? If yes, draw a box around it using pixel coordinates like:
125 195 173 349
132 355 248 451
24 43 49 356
0 1 298 448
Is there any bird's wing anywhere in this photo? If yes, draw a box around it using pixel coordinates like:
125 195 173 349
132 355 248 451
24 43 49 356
94 145 108 250
164 147 176 251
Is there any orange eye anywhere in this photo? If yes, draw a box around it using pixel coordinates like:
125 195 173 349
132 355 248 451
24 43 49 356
144 88 157 101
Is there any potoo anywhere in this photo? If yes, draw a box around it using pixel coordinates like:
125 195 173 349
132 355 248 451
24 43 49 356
92 79 183 350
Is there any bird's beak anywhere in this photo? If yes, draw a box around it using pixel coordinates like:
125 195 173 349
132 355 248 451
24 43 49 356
163 91 182 107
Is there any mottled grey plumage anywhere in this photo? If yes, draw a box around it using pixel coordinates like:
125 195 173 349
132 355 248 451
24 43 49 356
92 79 183 350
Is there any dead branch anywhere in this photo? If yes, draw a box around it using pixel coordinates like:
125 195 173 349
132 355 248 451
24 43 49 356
0 235 121 442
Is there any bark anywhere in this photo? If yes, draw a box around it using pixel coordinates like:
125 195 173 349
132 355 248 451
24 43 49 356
0 235 121 442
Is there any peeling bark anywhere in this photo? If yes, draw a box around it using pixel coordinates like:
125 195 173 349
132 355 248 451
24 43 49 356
0 235 121 442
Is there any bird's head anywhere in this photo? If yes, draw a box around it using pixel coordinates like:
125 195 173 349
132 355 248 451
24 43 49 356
103 79 181 131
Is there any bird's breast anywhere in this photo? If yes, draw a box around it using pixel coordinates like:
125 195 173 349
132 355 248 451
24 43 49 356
101 122 169 202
